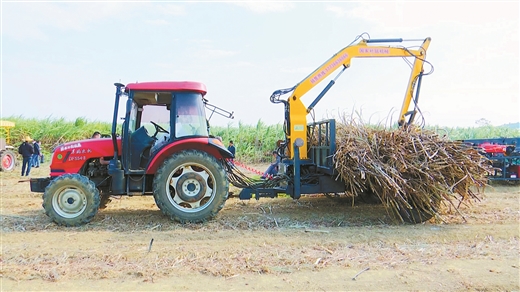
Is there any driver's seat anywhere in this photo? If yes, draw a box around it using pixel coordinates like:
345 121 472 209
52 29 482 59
130 126 155 169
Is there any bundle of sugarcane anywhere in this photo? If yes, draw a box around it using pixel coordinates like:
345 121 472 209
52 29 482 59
332 119 491 223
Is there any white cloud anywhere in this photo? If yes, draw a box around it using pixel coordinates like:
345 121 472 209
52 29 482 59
2 2 132 41
160 4 186 16
146 19 170 26
334 2 517 32
280 66 315 74
189 39 213 45
200 49 238 58
234 61 254 67
230 1 295 13
324 4 348 17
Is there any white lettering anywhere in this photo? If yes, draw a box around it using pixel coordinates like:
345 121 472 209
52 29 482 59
60 143 82 152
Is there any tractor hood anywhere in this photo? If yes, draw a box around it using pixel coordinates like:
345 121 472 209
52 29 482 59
50 137 121 176
54 138 120 156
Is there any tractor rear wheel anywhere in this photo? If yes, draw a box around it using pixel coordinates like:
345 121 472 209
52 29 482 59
153 150 228 223
0 150 16 172
43 174 100 226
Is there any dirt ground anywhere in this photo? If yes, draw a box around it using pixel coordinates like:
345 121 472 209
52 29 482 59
1 162 519 291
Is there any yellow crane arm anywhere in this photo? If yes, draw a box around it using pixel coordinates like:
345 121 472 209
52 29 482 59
274 37 431 159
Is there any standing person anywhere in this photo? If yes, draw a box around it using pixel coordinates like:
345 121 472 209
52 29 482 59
227 140 236 164
18 136 34 176
32 139 41 168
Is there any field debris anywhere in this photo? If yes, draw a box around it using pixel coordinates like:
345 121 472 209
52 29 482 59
352 267 370 280
331 118 492 222
148 238 154 253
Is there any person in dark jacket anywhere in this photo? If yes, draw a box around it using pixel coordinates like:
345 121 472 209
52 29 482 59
227 140 236 164
31 139 41 168
227 140 236 156
18 136 34 176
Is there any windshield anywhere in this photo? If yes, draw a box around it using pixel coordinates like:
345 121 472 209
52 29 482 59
175 93 208 138
141 104 170 134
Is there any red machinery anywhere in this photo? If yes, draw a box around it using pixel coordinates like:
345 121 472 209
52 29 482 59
479 143 510 155
461 138 520 182
30 81 235 226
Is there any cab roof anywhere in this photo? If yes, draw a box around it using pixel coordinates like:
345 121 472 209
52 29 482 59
125 81 207 96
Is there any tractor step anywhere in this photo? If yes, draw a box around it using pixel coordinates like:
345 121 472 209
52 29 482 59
238 187 286 200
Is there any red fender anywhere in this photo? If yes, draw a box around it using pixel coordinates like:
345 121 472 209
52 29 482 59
146 137 231 174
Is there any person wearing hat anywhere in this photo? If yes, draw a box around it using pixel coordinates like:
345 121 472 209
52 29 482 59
18 136 35 176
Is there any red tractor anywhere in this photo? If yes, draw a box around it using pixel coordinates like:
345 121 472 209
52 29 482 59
0 120 17 172
30 82 234 226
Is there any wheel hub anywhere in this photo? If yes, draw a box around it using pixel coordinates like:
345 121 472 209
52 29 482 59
2 155 12 169
175 172 207 202
58 189 87 214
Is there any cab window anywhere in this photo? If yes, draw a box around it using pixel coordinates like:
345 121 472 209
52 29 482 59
175 93 208 138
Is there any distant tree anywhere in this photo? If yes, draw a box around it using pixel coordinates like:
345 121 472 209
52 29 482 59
501 122 520 129
475 118 491 126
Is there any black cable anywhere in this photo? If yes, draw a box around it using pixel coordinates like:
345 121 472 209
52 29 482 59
224 160 289 189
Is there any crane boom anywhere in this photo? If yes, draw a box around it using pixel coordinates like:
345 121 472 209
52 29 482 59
272 36 431 159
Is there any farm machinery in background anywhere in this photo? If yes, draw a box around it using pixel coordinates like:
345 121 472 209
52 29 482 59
236 34 435 223
460 138 520 183
0 120 17 172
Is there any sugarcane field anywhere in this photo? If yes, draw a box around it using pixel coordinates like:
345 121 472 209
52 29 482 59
1 121 519 291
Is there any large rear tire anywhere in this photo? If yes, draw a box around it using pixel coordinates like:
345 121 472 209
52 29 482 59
0 150 17 172
43 174 100 226
153 150 228 223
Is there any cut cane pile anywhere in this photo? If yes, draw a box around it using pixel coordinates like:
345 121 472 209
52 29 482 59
327 118 492 222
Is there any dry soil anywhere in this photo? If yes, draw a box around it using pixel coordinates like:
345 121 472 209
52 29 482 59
1 163 519 291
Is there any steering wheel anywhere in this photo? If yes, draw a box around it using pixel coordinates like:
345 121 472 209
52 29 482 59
150 121 169 139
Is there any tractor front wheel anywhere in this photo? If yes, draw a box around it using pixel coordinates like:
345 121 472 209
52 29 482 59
153 150 228 223
43 174 100 226
0 150 17 172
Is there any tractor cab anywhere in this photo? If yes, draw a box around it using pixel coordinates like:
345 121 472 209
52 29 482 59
112 82 210 173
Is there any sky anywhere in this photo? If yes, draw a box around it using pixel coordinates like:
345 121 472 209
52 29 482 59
1 1 519 128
